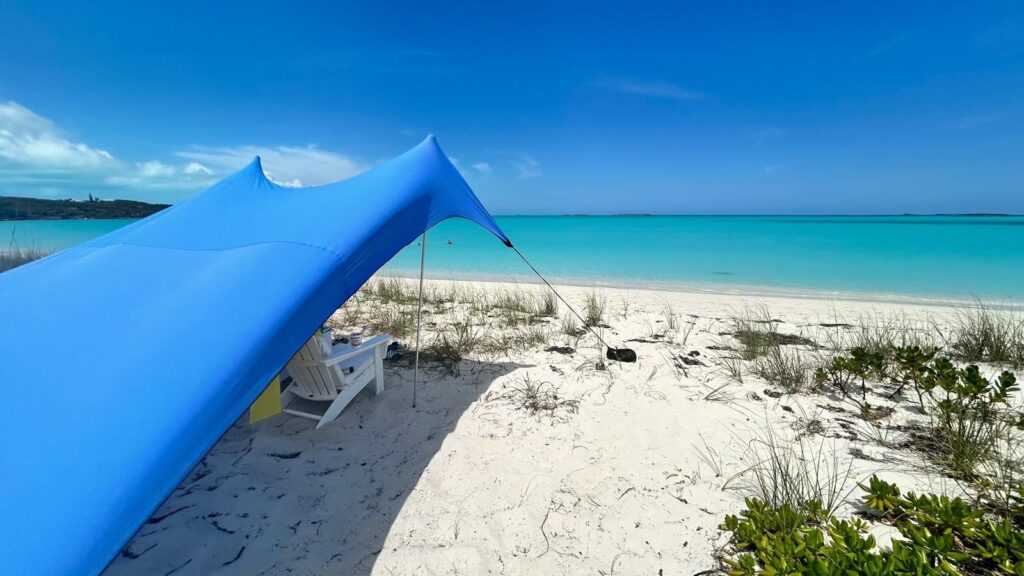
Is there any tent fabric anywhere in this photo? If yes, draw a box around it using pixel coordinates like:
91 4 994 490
0 136 510 576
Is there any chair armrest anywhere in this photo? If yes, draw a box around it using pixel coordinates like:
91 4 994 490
320 334 391 367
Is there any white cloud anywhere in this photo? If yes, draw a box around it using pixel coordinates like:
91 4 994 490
175 144 367 187
183 162 213 175
104 160 217 190
0 100 366 200
0 101 115 169
593 77 705 101
512 155 542 179
0 101 215 197
471 162 492 174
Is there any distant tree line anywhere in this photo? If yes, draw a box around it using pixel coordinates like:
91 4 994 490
0 196 170 220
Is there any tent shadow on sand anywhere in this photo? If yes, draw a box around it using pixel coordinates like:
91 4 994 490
104 358 529 576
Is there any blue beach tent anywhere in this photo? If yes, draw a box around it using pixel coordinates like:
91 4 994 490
0 136 511 575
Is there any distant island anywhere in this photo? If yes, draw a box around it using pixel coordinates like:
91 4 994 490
0 196 170 220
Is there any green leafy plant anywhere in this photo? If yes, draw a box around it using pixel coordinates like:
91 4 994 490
718 479 1024 576
928 366 1018 479
814 346 885 402
889 345 940 410
860 475 902 516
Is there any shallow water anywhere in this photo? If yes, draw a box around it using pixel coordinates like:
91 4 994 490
4 215 1022 300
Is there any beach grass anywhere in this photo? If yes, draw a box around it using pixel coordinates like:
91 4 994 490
0 246 51 273
583 289 607 327
753 346 810 393
733 426 854 518
949 301 1024 368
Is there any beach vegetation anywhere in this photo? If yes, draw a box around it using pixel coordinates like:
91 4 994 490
949 301 1024 368
536 290 558 317
366 276 418 305
480 324 550 358
713 351 745 384
493 287 532 314
583 289 607 327
0 245 50 273
889 345 941 409
731 427 853 519
693 433 727 479
718 478 1024 576
663 303 681 333
618 292 635 319
560 313 583 339
753 346 810 393
854 311 933 354
813 346 886 402
367 304 415 339
927 366 1018 480
425 320 483 375
676 319 697 348
730 305 815 361
491 375 579 420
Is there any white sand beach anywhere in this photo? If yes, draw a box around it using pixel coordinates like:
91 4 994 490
104 280 1007 575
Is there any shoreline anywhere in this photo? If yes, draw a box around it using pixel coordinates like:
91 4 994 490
381 268 1020 310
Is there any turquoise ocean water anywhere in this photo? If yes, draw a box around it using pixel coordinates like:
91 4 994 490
3 216 1022 301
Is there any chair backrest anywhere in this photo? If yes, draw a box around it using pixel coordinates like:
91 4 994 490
286 335 342 401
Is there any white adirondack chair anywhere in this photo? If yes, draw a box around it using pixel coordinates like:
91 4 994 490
282 332 391 428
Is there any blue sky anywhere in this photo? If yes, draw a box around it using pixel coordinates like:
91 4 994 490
1 1 1022 214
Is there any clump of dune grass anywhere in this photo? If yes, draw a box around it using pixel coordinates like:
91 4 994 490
692 434 727 478
715 354 745 384
663 303 681 333
367 276 418 305
731 305 816 362
753 346 810 393
709 335 745 384
583 289 607 327
493 375 579 420
425 281 467 306
496 306 529 328
479 324 549 358
536 290 558 317
948 301 1024 367
849 311 940 356
0 246 51 273
560 314 583 339
425 320 483 375
327 295 367 331
731 304 775 360
618 292 635 319
733 426 854 518
367 305 415 339
493 287 532 313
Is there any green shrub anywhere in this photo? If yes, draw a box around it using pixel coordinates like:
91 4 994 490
889 345 940 410
813 346 885 402
719 478 1024 576
930 367 1017 479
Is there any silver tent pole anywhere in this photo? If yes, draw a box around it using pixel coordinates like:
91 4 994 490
412 231 427 408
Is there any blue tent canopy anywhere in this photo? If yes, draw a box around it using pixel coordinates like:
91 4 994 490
0 136 510 575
